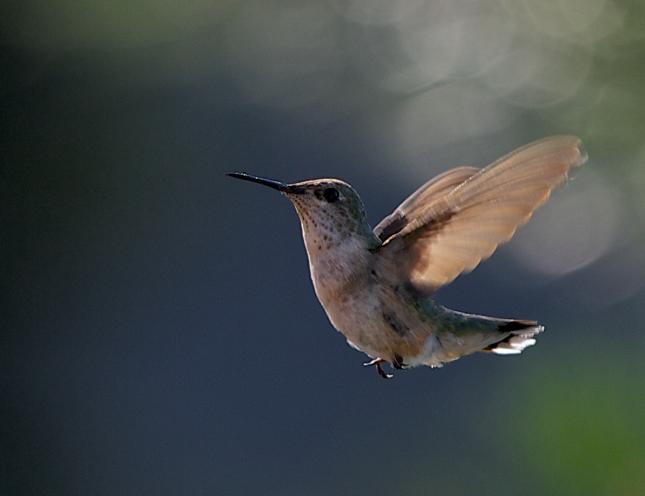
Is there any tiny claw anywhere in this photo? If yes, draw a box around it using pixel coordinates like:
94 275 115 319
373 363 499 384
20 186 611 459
376 363 394 380
363 357 394 379
363 357 383 367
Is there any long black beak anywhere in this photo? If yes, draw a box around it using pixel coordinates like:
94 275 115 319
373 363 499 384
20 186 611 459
226 172 303 194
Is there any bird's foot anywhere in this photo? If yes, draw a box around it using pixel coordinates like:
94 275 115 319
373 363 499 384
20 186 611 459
363 357 393 379
392 354 407 370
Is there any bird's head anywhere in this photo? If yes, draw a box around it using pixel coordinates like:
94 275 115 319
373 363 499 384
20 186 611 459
227 172 377 250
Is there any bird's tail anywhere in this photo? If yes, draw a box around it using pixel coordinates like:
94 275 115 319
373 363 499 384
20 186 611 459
483 320 544 355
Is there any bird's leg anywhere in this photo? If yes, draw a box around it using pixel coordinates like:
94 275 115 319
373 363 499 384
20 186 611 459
376 363 393 379
363 357 394 379
392 354 407 370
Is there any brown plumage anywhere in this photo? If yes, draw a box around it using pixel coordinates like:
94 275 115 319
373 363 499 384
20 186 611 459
374 136 586 295
228 135 587 378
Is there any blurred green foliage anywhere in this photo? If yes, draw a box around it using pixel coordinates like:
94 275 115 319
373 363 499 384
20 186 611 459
515 344 645 495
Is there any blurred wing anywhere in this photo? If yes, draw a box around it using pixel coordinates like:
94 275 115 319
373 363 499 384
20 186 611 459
375 136 587 295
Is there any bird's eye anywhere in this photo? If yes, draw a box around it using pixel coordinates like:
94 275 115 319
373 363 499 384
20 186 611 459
323 187 340 203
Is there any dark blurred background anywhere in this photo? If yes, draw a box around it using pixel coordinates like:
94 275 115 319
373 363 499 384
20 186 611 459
3 1 645 495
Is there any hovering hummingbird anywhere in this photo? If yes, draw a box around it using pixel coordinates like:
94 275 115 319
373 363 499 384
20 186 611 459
228 136 586 379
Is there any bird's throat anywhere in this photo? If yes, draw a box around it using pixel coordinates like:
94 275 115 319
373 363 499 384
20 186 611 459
300 225 373 303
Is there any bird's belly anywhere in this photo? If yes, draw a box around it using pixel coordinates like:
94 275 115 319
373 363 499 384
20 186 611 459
321 292 387 358
319 288 432 363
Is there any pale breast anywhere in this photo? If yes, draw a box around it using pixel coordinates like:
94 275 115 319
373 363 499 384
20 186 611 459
301 225 444 364
314 263 434 362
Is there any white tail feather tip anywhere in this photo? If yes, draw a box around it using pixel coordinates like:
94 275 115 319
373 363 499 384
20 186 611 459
491 347 522 355
491 327 541 355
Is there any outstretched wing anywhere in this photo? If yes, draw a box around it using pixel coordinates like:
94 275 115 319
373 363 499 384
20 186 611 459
374 136 587 295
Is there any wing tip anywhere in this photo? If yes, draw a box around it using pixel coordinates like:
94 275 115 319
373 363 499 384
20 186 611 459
539 134 588 169
574 139 588 169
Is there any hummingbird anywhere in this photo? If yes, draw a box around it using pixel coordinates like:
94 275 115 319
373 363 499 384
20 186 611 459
228 136 586 379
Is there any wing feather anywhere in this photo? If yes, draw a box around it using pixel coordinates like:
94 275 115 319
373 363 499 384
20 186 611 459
374 166 479 242
375 136 587 295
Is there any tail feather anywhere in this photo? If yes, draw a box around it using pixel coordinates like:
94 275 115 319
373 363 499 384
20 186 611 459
485 320 544 355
